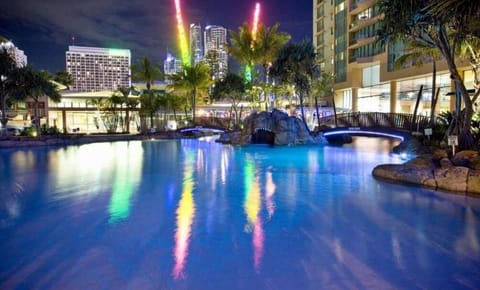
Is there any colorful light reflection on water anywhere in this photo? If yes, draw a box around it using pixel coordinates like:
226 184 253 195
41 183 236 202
0 138 479 289
173 150 196 279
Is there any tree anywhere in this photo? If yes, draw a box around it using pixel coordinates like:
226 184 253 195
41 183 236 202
0 48 16 134
229 23 258 83
53 71 74 90
378 0 480 149
163 92 186 122
114 87 138 133
229 22 290 110
311 72 335 126
212 72 246 129
15 67 61 133
270 40 317 127
255 23 291 83
272 83 296 108
393 40 443 125
131 57 163 130
168 62 212 123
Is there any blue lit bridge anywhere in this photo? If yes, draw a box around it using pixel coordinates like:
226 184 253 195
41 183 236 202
318 112 431 142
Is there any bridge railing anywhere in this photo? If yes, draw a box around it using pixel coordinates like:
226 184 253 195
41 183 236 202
319 112 430 132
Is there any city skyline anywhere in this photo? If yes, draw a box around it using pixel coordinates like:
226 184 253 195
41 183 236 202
0 0 312 73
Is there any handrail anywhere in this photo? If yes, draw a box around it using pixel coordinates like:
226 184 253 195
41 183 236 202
318 112 430 132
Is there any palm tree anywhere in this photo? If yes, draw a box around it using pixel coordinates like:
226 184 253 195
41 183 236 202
15 67 61 133
378 0 480 149
54 71 74 90
0 48 16 134
168 62 212 123
230 22 290 85
229 23 258 83
131 57 163 130
87 97 107 131
256 23 291 83
311 72 335 126
271 40 317 127
427 0 480 32
164 92 186 123
212 72 246 129
113 87 138 133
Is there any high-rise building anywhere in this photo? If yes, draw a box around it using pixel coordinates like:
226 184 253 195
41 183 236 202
313 0 472 115
204 25 228 80
0 40 27 67
190 23 204 65
164 53 183 76
66 46 131 92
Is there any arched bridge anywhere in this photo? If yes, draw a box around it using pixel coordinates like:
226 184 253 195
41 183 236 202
178 126 226 134
318 112 431 142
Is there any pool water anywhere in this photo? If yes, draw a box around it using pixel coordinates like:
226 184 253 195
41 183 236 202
0 137 479 289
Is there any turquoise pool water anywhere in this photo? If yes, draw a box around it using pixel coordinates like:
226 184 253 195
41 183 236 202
0 137 479 289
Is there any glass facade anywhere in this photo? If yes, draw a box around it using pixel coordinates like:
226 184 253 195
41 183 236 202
334 2 347 82
358 84 390 112
396 73 451 114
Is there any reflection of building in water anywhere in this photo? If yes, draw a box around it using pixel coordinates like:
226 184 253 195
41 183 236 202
108 142 143 223
243 156 264 271
173 151 196 279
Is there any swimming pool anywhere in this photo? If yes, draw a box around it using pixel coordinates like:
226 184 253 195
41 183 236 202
1 137 479 289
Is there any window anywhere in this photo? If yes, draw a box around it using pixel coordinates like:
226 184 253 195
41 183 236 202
362 65 380 87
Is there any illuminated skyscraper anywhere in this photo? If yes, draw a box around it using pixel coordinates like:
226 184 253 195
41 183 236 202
164 52 183 76
0 40 27 67
190 23 203 65
66 46 131 92
204 25 228 80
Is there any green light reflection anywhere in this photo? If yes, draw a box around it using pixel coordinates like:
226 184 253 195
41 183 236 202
108 142 143 224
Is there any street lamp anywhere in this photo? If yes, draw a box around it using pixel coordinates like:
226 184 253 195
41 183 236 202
1 74 7 133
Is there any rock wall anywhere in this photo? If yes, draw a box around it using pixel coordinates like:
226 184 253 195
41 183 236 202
217 109 327 146
373 150 480 194
0 132 183 149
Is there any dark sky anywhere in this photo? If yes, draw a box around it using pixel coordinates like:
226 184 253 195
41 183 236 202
0 0 312 73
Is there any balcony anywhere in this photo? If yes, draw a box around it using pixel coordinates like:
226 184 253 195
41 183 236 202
349 14 382 32
349 0 376 14
349 34 376 49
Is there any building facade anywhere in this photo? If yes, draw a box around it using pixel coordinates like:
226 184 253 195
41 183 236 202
313 0 473 116
66 46 131 92
0 40 27 67
190 23 204 65
164 53 183 77
204 25 228 81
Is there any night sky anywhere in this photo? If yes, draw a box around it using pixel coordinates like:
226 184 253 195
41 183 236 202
0 0 312 73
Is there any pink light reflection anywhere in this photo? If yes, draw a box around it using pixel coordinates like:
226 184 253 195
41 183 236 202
253 218 264 272
265 170 276 219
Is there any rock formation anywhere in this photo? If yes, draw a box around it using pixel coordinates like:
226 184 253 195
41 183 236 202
373 149 480 194
216 109 327 146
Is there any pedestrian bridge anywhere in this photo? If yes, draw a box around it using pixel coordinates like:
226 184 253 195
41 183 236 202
178 125 226 134
317 112 430 142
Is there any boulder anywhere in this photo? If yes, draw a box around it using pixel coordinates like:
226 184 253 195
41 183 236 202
434 166 469 192
467 170 480 195
452 150 480 169
217 109 327 146
373 163 436 188
373 150 480 194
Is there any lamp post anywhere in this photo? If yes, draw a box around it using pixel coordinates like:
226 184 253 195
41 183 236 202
0 74 7 134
